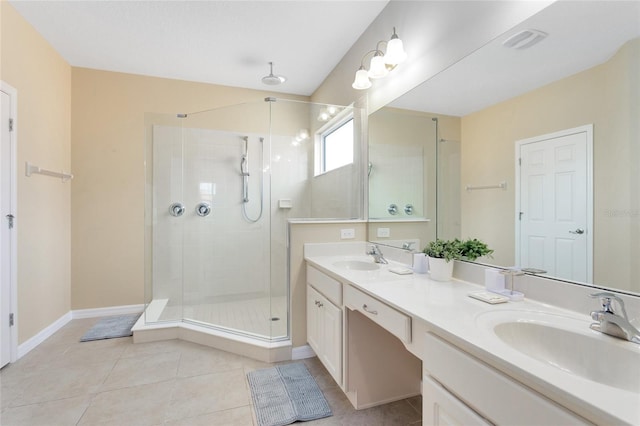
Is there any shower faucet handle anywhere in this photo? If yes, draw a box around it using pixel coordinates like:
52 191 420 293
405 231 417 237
169 202 185 217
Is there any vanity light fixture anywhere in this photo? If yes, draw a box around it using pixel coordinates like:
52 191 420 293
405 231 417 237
317 105 342 122
352 27 407 90
292 128 309 146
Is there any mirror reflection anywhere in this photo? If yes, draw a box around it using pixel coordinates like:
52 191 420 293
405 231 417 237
368 108 435 221
369 1 640 295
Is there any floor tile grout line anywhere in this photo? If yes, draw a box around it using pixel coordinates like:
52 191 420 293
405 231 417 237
162 351 182 425
74 393 96 426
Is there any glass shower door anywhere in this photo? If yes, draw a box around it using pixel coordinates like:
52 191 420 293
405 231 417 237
181 102 275 339
145 115 187 323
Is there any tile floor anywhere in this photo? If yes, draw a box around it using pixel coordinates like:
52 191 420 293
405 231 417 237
0 317 422 426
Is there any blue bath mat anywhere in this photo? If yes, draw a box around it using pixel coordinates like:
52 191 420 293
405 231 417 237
247 362 332 426
80 313 141 342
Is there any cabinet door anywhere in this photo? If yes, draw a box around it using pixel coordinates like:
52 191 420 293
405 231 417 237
307 285 321 353
320 298 342 385
423 375 491 426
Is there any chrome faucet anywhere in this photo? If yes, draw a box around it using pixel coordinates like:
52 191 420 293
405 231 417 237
589 292 640 344
402 241 415 251
366 244 388 264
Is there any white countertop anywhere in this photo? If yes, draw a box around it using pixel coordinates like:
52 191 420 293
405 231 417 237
304 244 640 426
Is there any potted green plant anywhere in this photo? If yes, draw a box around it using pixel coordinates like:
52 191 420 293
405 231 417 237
423 238 493 281
458 238 494 261
423 239 462 281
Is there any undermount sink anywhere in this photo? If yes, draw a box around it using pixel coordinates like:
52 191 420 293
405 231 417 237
332 260 380 271
477 310 640 393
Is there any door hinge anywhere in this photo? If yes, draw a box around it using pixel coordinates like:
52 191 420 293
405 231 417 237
8 118 14 132
518 157 522 166
519 211 524 220
9 313 14 326
6 214 14 229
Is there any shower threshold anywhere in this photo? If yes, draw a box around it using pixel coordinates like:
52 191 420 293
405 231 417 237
132 299 292 363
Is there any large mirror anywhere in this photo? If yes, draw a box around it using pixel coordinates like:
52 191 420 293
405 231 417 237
368 1 639 295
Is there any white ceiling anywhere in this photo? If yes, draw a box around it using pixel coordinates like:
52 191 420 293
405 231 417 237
9 0 389 96
391 0 640 117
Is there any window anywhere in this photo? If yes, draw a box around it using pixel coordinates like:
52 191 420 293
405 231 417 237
319 117 354 174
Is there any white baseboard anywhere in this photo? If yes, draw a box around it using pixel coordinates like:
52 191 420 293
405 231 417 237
16 304 145 360
72 304 144 319
17 311 72 359
292 344 316 360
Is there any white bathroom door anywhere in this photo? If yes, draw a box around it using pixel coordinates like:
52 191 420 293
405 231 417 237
0 85 16 368
516 125 592 283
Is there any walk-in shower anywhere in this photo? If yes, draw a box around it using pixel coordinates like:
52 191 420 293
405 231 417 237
141 98 361 357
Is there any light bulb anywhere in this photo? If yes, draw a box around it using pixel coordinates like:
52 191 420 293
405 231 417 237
384 37 407 65
297 129 309 140
368 54 389 79
352 67 372 90
318 110 330 121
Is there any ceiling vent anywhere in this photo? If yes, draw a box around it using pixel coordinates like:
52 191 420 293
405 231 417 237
502 29 548 50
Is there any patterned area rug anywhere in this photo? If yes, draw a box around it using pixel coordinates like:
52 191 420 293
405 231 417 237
247 362 332 426
80 313 141 342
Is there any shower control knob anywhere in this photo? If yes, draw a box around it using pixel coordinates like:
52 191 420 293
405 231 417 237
169 202 185 217
195 202 211 217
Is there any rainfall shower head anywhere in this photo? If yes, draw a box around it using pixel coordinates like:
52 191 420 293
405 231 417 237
261 62 287 86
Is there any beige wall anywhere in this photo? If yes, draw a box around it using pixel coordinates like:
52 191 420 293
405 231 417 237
461 39 639 291
289 222 366 347
1 3 72 344
71 68 308 310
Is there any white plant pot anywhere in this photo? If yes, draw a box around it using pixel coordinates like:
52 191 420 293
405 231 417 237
428 256 454 281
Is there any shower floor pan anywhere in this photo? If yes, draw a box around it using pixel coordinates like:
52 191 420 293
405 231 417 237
132 296 292 363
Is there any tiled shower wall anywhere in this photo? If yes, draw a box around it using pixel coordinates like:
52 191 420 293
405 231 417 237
151 125 310 306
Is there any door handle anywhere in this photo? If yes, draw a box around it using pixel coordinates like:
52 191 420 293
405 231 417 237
569 228 585 235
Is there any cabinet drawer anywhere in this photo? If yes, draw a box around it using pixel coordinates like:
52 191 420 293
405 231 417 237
344 285 411 343
423 375 491 425
307 265 342 306
423 332 590 425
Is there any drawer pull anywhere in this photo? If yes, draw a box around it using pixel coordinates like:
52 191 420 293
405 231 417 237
362 304 378 315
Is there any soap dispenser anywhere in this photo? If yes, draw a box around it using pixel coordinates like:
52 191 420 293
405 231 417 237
498 268 525 301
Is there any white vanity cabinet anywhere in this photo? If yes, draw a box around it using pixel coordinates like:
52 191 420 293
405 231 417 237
423 332 592 426
306 265 343 386
305 262 421 408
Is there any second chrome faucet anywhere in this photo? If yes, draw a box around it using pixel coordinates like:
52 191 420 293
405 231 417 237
589 292 640 344
367 244 388 264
